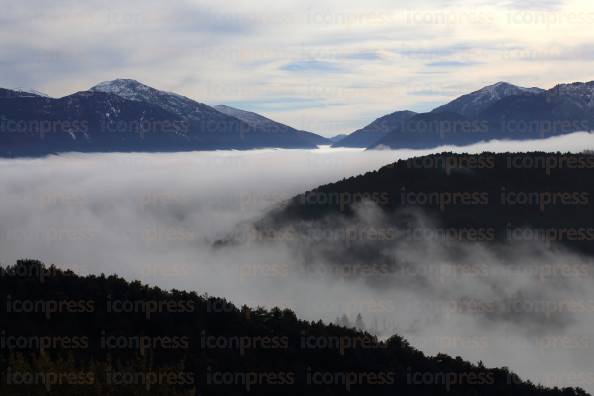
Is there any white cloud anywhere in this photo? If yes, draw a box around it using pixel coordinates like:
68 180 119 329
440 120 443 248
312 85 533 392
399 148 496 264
1 134 594 391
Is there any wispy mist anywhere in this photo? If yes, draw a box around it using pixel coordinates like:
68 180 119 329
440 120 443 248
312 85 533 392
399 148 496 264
1 132 594 391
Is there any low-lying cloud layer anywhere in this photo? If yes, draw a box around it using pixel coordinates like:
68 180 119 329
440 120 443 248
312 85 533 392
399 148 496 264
1 132 594 391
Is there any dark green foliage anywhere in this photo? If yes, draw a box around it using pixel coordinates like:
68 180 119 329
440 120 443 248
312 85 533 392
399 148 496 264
0 260 589 395
273 152 594 254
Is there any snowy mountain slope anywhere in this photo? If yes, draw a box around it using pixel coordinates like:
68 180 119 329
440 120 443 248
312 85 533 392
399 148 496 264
91 80 322 147
90 79 222 122
546 81 594 112
368 80 594 150
0 80 324 156
0 88 49 99
431 82 544 118
11 87 50 98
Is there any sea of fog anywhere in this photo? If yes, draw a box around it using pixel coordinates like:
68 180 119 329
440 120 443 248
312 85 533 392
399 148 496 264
1 131 594 391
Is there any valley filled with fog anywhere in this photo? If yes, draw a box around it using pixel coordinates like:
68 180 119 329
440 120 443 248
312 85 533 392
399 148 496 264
2 132 594 391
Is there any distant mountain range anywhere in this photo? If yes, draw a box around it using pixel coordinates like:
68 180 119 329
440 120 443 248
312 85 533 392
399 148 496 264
3 78 594 156
0 79 328 157
333 81 594 150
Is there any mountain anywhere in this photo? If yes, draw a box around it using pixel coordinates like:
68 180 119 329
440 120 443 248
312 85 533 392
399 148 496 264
0 259 588 396
9 87 50 97
0 89 193 156
431 82 544 118
90 79 224 122
336 82 537 150
0 79 320 157
4 78 594 155
332 110 417 148
329 133 347 143
369 111 484 150
0 87 47 99
262 152 594 255
213 104 329 146
91 79 322 149
368 81 594 150
480 81 594 137
548 81 594 112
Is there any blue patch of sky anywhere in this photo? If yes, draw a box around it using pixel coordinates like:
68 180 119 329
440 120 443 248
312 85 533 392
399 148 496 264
426 60 480 67
280 60 345 73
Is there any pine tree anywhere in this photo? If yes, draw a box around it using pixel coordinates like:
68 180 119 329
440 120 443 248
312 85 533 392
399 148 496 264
355 313 365 331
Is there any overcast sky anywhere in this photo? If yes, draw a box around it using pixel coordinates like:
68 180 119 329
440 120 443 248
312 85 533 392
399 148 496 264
2 0 594 135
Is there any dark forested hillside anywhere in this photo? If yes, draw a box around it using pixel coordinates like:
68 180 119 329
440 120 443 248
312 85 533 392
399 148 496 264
264 152 594 254
0 260 588 395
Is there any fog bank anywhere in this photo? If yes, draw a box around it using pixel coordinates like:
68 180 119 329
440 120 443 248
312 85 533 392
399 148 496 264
1 132 594 391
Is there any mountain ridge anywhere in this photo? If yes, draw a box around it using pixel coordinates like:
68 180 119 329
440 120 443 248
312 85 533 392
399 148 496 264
3 78 594 155
332 110 417 148
366 80 594 150
1 259 588 395
213 104 329 146
0 80 326 156
431 82 545 118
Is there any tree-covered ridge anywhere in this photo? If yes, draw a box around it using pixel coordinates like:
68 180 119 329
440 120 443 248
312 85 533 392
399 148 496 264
270 152 594 254
0 260 589 395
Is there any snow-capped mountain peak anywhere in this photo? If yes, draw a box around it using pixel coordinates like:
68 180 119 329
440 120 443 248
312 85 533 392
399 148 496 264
432 81 545 117
477 81 543 98
90 79 158 101
90 79 215 120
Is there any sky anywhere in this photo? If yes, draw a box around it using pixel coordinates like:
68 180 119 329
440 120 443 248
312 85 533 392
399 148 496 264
2 0 594 135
